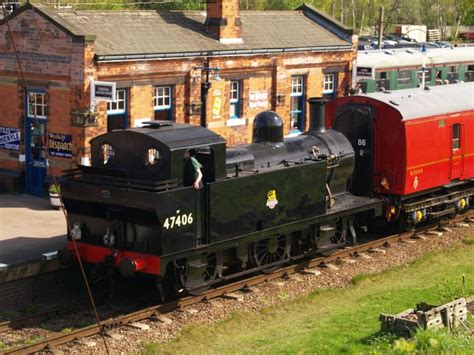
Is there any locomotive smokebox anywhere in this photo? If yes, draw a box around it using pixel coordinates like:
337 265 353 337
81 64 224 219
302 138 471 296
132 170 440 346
308 97 328 133
252 110 284 144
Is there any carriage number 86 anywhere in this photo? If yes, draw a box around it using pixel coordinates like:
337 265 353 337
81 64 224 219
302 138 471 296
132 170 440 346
164 211 194 230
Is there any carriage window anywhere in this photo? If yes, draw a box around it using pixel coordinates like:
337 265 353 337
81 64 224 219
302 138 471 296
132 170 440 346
146 148 160 167
397 70 412 85
452 124 460 150
100 144 115 164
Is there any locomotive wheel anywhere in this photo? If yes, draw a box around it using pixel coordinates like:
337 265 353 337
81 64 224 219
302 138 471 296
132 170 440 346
250 234 290 273
331 218 345 243
179 252 223 296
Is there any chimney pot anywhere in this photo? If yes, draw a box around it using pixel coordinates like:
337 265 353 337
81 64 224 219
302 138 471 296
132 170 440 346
205 0 243 44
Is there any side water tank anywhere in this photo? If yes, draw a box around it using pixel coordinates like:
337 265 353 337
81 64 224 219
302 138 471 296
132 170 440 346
252 111 284 144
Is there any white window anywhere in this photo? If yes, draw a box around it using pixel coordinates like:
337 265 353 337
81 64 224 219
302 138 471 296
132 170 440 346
153 86 172 110
323 74 335 94
107 89 126 114
229 81 240 118
27 92 47 118
291 76 303 96
290 76 304 131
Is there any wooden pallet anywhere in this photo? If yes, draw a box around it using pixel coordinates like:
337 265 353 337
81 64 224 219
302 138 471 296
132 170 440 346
380 298 468 337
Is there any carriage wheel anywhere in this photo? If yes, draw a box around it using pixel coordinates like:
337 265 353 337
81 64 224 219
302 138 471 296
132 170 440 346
250 234 290 273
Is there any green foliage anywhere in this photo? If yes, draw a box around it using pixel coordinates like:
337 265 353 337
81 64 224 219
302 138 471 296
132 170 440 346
48 183 60 194
18 304 42 315
437 274 467 303
143 242 474 354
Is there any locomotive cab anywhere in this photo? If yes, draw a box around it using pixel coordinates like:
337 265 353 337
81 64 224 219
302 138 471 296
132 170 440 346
90 121 227 186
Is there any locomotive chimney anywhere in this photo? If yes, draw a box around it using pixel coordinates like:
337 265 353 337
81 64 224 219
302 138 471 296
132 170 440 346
308 97 328 133
205 0 243 44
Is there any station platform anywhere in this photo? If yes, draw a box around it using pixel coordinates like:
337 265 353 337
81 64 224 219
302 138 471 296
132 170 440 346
0 194 67 267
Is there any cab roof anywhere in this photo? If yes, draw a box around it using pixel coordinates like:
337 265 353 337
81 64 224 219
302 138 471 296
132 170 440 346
119 121 225 150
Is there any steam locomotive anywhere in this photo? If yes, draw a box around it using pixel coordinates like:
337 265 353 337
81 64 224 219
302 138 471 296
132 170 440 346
59 83 474 298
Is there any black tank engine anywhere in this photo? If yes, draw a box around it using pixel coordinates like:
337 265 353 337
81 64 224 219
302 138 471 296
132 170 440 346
60 98 381 297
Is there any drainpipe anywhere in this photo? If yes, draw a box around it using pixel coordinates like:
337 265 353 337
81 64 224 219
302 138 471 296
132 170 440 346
201 58 211 128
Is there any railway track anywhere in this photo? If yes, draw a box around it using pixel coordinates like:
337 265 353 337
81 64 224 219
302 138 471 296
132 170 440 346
2 212 473 354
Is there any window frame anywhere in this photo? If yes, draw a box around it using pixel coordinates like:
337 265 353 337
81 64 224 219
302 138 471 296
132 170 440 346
397 70 412 85
452 124 460 150
323 73 335 94
27 92 47 119
153 86 172 111
107 89 126 115
290 76 305 132
229 80 241 119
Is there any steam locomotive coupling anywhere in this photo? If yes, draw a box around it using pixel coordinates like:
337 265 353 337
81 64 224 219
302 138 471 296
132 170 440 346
59 82 474 298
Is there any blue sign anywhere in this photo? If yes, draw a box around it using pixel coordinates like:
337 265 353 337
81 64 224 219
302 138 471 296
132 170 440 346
0 126 21 151
48 132 72 158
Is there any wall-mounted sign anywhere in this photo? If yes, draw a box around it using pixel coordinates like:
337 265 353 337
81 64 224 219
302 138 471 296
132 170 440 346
48 132 72 158
249 91 268 109
91 81 116 100
0 126 20 151
212 89 222 119
356 66 375 79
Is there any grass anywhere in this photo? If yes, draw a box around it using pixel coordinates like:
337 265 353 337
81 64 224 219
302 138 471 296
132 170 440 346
144 236 474 354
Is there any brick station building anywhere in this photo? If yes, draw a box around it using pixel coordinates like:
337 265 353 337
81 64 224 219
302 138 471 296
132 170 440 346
0 1 356 195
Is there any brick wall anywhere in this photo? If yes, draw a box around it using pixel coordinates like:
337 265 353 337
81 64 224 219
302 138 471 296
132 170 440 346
0 8 90 180
96 50 353 146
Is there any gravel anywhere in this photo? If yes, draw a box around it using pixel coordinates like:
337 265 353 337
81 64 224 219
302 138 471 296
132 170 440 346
4 223 473 354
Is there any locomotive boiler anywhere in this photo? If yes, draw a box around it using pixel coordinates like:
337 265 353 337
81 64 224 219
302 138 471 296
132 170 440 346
59 98 381 297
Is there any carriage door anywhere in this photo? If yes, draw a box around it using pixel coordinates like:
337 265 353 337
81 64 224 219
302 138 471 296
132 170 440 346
333 104 374 196
450 123 463 180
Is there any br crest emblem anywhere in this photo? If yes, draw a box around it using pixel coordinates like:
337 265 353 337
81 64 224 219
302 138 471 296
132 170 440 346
266 190 278 209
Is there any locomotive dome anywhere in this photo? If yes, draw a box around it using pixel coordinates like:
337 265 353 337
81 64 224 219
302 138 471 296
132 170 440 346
252 110 284 144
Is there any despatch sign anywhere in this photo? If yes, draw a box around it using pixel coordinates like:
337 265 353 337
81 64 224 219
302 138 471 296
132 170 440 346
0 126 20 151
48 132 72 158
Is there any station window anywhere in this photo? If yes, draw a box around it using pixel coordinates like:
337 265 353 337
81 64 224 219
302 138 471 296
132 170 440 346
106 89 128 132
153 86 172 110
107 89 126 114
375 72 388 80
323 74 335 94
229 81 241 119
27 92 47 118
153 86 173 121
290 76 305 132
397 70 412 85
452 124 460 150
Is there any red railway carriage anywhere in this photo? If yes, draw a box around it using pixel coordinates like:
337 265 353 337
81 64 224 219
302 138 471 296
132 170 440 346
326 83 474 225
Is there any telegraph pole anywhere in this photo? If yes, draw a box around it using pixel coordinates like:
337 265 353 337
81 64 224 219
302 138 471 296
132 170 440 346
377 6 384 50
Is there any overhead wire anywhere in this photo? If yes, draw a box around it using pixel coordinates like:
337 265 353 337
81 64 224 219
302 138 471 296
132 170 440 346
1 3 110 353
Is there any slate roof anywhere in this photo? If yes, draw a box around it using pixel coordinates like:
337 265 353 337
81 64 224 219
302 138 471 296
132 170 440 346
29 4 351 60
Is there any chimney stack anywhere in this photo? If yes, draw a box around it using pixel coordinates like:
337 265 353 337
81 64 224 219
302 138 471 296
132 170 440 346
308 98 328 133
205 0 243 44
